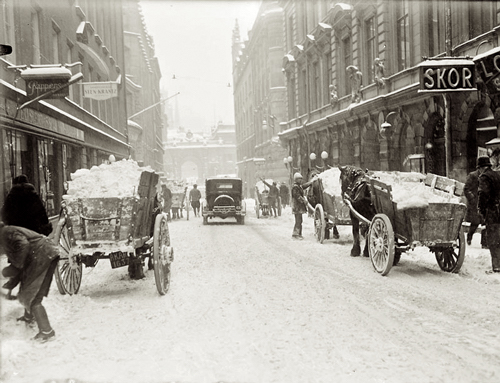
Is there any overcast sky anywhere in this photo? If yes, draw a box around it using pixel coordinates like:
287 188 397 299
140 0 261 133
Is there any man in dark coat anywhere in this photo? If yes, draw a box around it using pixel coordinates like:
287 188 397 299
0 223 60 342
1 175 53 298
261 179 279 217
291 172 315 239
477 156 500 273
464 166 487 248
280 182 289 208
189 184 202 217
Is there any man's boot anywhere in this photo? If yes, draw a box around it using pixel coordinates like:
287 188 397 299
32 304 55 342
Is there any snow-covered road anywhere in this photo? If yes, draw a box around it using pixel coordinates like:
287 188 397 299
1 201 500 383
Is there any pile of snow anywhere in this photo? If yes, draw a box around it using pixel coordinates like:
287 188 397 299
317 168 342 196
317 168 461 210
64 159 155 199
371 171 461 209
255 179 274 193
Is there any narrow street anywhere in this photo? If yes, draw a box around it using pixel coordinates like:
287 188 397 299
1 204 500 383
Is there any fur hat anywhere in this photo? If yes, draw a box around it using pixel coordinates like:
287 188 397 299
477 156 492 169
293 172 303 180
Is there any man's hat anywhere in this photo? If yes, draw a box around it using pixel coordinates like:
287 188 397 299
477 156 492 169
293 172 303 180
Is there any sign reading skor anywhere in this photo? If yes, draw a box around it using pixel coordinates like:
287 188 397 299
83 82 118 100
419 59 476 93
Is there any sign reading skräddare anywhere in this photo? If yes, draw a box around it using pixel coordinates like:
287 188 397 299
83 82 118 100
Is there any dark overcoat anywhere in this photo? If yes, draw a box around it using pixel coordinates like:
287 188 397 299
478 168 500 225
463 169 481 225
1 182 52 235
0 226 59 312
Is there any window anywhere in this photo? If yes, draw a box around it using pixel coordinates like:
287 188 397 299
52 22 60 64
31 9 41 65
469 1 491 39
311 61 321 110
288 76 296 118
365 17 376 84
396 0 410 71
323 51 332 106
343 36 352 96
298 68 306 115
66 43 74 100
428 0 444 57
287 15 294 52
88 65 94 113
1 0 16 63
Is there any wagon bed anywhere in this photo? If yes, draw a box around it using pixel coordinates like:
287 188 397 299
350 173 466 276
53 170 173 295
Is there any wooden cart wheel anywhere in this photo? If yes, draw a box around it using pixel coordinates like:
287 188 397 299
255 199 260 218
314 204 326 244
368 214 395 276
435 227 466 273
53 217 82 295
153 213 172 295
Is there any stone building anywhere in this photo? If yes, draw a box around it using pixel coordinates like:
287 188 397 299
277 0 500 183
0 0 162 215
232 1 289 198
123 0 164 171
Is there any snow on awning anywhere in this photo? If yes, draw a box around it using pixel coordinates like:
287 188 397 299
20 66 72 80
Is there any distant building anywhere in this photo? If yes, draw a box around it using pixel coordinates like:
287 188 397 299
232 1 289 198
164 122 237 183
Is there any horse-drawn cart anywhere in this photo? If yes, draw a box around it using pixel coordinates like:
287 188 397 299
345 172 466 276
307 169 351 243
53 169 173 295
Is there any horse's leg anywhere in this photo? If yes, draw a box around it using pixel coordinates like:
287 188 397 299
361 223 370 257
332 224 340 239
350 213 361 257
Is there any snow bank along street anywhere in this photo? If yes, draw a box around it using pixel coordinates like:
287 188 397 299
1 199 500 383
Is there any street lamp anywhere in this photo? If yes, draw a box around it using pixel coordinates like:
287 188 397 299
310 151 329 171
380 111 398 139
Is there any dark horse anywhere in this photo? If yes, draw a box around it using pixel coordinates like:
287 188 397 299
339 165 376 257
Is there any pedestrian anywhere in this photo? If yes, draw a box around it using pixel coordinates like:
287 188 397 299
464 163 487 248
161 184 172 222
280 182 290 208
261 178 279 217
477 156 500 274
1 175 53 299
0 222 60 342
291 172 315 239
189 184 202 217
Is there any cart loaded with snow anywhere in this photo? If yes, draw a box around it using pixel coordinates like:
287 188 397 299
53 160 173 295
343 171 466 276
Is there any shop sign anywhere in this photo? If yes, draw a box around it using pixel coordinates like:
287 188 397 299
418 59 476 93
474 46 500 95
21 66 72 100
83 82 118 100
26 78 69 100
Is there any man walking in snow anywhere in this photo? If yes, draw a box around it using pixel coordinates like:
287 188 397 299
291 172 315 239
260 178 279 217
0 222 59 342
189 184 202 217
477 156 500 274
464 164 487 248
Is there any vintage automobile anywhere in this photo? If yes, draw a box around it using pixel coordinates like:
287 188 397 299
201 177 246 224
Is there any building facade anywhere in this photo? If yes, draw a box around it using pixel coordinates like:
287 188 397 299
0 0 162 216
232 1 289 198
123 0 164 171
164 123 237 185
277 0 500 183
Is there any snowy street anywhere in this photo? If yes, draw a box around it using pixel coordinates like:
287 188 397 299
1 201 500 383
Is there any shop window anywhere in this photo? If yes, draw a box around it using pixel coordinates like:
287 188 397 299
396 0 410 71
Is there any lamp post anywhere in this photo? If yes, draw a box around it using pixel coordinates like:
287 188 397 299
309 151 329 172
